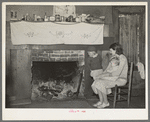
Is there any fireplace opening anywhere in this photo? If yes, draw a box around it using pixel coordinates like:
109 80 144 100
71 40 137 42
31 61 85 101
32 61 78 83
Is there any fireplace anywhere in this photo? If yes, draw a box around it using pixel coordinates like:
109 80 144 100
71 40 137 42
31 49 85 101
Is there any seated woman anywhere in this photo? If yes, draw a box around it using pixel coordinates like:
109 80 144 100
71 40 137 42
91 43 128 108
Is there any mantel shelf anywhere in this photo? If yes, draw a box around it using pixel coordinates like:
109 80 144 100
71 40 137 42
9 20 105 25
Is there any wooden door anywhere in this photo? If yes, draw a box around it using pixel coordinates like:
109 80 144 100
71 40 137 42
119 14 140 64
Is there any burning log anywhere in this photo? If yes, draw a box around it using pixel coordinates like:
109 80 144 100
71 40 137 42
38 86 62 97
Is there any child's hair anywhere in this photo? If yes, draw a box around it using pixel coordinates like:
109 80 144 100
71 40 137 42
110 57 120 65
87 46 97 52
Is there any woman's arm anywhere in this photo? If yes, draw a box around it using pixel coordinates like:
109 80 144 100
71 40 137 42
103 62 111 73
101 72 110 77
95 72 110 80
111 55 127 77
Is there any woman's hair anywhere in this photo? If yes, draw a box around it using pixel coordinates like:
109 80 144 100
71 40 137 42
109 43 123 55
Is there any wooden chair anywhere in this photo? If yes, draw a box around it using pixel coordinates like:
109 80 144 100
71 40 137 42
108 62 134 108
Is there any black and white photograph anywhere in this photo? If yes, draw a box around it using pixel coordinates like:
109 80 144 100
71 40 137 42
2 2 148 120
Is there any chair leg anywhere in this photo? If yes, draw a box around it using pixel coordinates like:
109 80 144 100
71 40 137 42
127 92 131 107
113 85 117 108
118 88 121 100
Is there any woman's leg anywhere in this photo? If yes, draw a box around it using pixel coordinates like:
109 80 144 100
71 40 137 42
102 92 108 104
97 89 104 104
97 90 110 108
96 92 109 108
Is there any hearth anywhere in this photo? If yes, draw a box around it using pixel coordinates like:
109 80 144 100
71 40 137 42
31 50 85 101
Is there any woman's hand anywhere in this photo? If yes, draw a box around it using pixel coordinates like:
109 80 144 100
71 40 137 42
94 74 104 80
94 73 111 80
97 73 110 79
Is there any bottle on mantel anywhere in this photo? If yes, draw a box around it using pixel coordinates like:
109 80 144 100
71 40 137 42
44 12 48 21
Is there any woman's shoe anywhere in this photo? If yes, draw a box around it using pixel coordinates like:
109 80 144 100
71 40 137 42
101 102 110 108
93 101 102 107
97 104 104 109
97 102 110 109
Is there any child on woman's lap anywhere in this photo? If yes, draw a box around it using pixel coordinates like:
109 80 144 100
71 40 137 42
95 57 120 81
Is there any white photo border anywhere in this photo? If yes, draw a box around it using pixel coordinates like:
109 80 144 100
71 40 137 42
2 2 148 120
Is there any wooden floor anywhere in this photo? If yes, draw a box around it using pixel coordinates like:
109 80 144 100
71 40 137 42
9 95 145 108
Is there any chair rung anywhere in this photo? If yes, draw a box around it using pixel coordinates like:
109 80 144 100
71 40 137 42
117 93 128 95
108 91 128 96
116 96 127 101
116 99 127 102
108 97 113 101
108 94 114 97
120 90 128 93
117 86 128 89
120 96 127 100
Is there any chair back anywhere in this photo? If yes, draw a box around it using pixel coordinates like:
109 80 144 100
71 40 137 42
128 62 134 94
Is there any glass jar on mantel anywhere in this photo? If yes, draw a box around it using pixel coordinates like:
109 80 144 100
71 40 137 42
55 14 60 22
